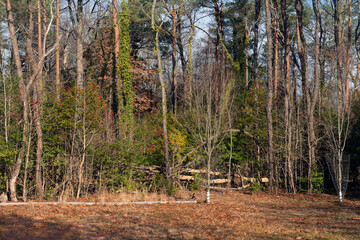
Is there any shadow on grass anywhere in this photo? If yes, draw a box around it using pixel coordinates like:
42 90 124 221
0 213 82 240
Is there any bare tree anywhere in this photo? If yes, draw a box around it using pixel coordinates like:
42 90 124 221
5 0 59 201
322 0 353 203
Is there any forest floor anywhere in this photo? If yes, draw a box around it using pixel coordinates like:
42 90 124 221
0 190 359 240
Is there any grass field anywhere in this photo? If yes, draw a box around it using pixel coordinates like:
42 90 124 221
0 191 359 239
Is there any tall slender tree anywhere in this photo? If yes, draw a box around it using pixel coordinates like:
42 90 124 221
5 0 57 200
281 0 295 192
265 0 274 191
253 0 261 85
55 0 60 101
152 0 170 179
34 0 44 198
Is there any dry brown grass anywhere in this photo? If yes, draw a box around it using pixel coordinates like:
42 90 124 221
57 189 193 204
0 190 359 239
91 190 171 203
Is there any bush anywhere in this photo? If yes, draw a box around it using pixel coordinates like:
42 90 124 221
248 181 264 194
299 172 324 193
152 173 178 195
188 173 200 191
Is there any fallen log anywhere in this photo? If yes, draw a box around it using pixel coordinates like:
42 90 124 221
235 174 269 183
183 169 222 176
210 179 228 184
179 175 195 181
261 178 269 183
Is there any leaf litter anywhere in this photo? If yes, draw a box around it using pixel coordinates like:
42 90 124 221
0 191 359 239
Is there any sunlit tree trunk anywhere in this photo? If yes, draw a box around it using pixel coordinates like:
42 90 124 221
265 0 274 192
55 0 60 101
6 0 56 201
296 0 313 193
282 0 295 193
35 0 44 198
76 0 84 88
6 0 30 201
186 16 195 107
253 0 261 85
244 14 249 88
152 0 170 179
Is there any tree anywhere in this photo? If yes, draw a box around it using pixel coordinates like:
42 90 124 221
34 0 45 198
5 0 58 201
281 0 295 193
55 0 60 101
152 0 170 179
322 0 353 202
265 0 274 191
295 0 313 193
68 0 84 88
253 0 261 85
118 0 135 139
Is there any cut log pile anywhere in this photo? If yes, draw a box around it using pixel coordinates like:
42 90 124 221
135 166 268 189
178 168 269 188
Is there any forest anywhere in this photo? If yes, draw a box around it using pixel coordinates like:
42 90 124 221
0 0 360 204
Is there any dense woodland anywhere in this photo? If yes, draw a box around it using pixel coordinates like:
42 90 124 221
0 0 360 203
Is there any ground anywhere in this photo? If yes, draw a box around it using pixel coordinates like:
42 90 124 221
0 190 359 240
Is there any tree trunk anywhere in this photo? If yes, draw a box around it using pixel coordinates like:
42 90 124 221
265 0 274 192
308 0 321 195
212 0 220 102
187 18 195 107
171 12 177 115
273 0 279 98
220 0 226 93
227 121 233 190
296 0 312 193
206 70 212 203
282 0 295 193
55 0 60 101
112 0 119 77
152 0 170 179
68 0 84 87
345 0 352 102
253 0 261 85
112 0 120 136
176 14 187 108
6 0 30 201
23 125 32 202
35 0 44 198
76 0 84 88
244 14 249 88
6 0 58 201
